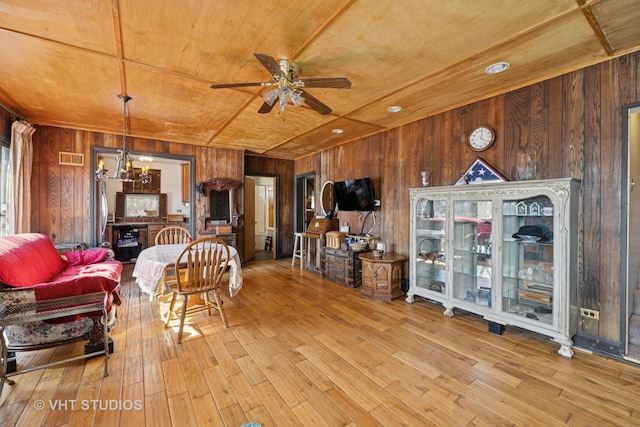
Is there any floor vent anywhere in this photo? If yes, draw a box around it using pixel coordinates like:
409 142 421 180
59 151 84 166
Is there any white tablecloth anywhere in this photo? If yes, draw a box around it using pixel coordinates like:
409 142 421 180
132 243 243 300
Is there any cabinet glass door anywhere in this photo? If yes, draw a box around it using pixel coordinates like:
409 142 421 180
452 200 492 306
501 195 554 326
414 198 447 294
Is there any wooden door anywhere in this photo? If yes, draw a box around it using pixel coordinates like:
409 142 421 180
245 176 256 262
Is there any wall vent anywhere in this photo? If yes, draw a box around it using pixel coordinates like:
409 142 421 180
59 151 84 166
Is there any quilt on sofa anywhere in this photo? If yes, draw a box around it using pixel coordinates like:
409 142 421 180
0 233 122 347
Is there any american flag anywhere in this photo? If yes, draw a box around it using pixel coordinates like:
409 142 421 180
455 158 507 185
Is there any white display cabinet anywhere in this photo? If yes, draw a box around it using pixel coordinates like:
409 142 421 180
407 178 580 357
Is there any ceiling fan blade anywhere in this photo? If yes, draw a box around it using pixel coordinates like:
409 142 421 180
254 53 282 78
258 98 278 114
300 90 332 115
210 82 264 89
298 77 352 89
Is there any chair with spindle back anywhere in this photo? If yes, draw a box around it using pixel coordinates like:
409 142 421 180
155 226 191 246
164 237 230 343
154 226 192 297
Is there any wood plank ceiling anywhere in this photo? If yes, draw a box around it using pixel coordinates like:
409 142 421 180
0 0 639 160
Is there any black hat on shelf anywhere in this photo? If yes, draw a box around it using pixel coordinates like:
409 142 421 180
512 224 553 243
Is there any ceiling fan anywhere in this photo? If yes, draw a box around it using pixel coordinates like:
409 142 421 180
211 53 351 115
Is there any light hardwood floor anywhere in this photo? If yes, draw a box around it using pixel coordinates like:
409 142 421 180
1 259 640 426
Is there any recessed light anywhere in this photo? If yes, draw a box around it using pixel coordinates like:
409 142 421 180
387 105 402 113
332 128 343 134
485 62 510 74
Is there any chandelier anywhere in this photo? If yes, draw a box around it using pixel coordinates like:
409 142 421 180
95 95 151 184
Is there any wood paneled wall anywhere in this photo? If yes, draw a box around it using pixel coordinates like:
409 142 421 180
296 51 640 344
29 127 245 247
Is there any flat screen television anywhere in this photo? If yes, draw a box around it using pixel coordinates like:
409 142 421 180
334 177 375 212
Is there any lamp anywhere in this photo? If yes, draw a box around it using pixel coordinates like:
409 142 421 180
95 95 151 184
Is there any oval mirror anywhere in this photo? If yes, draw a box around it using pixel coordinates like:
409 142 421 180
320 181 337 217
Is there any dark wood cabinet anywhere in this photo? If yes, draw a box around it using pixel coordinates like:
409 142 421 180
199 232 236 248
147 224 166 247
122 168 161 193
322 248 366 288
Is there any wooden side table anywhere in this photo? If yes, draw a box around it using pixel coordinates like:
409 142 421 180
360 252 406 302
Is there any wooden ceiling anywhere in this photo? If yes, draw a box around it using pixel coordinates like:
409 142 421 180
0 0 639 160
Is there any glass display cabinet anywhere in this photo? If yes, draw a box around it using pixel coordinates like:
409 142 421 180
407 178 579 357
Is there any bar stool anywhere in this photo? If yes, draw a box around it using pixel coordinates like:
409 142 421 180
292 232 306 269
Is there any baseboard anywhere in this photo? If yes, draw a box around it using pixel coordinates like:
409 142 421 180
573 332 622 357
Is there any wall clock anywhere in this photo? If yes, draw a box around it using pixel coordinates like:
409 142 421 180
468 126 495 151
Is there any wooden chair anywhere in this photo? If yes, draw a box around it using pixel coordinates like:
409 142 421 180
155 226 192 298
155 226 191 245
164 237 230 343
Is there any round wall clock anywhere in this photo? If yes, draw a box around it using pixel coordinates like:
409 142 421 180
468 126 495 151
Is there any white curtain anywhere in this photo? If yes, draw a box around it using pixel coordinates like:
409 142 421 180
8 120 35 234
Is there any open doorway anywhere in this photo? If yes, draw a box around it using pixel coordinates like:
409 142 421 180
89 147 195 248
624 104 640 362
295 172 316 233
245 175 277 262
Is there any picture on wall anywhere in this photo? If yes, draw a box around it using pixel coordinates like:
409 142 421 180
455 158 508 185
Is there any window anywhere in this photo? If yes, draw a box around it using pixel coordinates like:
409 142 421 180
124 193 160 217
0 140 9 236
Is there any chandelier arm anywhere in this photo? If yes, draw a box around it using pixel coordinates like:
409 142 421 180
95 95 151 185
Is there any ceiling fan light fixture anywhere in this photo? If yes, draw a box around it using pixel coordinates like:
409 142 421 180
290 91 305 107
485 61 510 74
279 94 289 112
212 53 350 116
387 105 402 113
263 89 279 106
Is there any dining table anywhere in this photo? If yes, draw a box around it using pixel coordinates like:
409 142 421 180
132 243 243 301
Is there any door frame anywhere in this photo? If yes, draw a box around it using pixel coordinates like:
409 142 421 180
622 102 640 358
88 146 196 247
245 173 278 259
295 172 316 233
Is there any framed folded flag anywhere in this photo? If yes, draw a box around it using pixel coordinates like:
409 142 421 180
455 158 508 185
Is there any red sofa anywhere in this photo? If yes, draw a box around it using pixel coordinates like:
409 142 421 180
0 233 122 351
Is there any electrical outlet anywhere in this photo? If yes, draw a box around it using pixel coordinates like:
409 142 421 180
580 308 599 320
374 200 381 207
